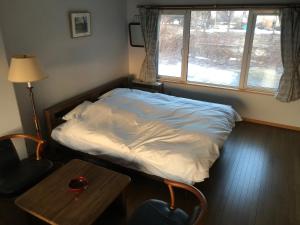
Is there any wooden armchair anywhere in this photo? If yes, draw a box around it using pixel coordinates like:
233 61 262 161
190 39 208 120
128 179 207 225
0 134 53 197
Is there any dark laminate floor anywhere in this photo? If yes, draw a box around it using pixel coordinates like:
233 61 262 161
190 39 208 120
1 122 300 225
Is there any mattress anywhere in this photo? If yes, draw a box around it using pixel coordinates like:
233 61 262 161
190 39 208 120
52 88 241 183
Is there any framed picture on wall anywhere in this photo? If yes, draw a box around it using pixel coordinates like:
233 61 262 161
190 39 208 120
129 23 144 47
70 12 91 38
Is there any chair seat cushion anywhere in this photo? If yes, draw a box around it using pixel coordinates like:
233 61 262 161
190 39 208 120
0 158 53 196
128 199 189 225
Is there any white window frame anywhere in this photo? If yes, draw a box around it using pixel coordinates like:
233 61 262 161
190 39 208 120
157 9 282 94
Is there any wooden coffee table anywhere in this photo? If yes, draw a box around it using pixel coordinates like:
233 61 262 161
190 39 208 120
15 159 131 225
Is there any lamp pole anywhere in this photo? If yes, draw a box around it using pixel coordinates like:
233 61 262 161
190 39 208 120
27 82 42 139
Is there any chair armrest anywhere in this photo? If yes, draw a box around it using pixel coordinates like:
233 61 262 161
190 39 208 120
0 134 45 160
164 179 207 225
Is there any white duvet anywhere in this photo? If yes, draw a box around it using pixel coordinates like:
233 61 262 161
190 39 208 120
52 88 241 183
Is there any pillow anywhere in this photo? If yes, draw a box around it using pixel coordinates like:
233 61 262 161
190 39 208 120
97 89 116 100
97 88 132 100
62 101 92 121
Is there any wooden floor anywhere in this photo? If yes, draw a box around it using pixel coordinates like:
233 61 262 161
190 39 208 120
199 122 300 225
1 122 300 225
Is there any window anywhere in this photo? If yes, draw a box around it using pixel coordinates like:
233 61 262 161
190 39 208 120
158 9 282 92
158 13 185 77
188 11 248 87
247 14 283 89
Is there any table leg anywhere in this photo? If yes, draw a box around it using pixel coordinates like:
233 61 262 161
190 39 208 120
115 190 127 216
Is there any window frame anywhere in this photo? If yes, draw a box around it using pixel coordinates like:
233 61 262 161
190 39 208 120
157 9 282 94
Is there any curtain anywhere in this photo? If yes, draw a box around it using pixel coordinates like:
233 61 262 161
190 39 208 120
276 7 300 102
138 8 159 83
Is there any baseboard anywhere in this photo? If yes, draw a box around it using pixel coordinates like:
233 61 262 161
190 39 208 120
243 117 300 132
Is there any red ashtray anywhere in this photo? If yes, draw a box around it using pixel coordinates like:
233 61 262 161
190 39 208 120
68 176 88 193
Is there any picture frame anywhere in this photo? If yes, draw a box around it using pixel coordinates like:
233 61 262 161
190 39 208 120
128 23 144 47
70 12 91 38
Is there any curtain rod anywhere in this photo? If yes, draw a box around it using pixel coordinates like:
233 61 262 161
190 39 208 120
137 4 298 10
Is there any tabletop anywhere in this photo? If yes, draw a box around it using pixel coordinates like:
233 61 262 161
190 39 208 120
15 159 131 225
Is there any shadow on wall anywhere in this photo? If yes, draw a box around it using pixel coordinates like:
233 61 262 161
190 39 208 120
164 83 246 112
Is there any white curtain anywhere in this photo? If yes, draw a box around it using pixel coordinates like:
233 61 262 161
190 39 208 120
276 7 300 102
138 8 159 83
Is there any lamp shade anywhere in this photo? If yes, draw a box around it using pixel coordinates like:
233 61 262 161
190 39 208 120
8 56 46 83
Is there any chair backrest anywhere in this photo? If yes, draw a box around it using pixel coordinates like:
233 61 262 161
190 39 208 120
0 139 20 174
164 179 207 225
0 134 45 161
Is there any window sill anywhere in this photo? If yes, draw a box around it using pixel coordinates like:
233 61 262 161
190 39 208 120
159 78 275 96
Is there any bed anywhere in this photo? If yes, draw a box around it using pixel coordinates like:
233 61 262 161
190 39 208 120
45 78 241 184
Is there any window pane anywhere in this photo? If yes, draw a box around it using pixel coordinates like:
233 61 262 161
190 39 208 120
158 14 184 77
188 11 248 87
247 15 282 89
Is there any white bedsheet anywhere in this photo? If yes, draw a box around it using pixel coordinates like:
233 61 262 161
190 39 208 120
52 88 241 183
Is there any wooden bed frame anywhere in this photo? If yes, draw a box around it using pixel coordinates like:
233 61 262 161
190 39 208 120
44 77 164 181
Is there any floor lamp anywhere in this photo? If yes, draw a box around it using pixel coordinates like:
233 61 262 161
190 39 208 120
8 55 46 139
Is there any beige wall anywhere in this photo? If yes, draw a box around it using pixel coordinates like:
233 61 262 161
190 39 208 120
127 0 300 128
0 28 27 158
0 0 129 136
